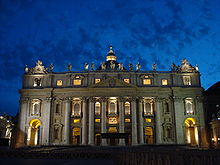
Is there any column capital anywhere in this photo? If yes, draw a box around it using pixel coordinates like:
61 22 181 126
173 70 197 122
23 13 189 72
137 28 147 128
172 96 183 102
131 97 138 102
82 97 88 102
89 97 95 102
155 97 164 102
19 97 29 103
100 97 108 102
118 97 126 102
64 97 72 102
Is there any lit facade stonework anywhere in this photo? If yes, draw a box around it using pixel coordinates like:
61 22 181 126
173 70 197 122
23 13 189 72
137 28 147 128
16 46 208 147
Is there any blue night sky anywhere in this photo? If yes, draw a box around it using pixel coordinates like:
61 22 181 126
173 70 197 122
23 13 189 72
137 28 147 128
0 0 220 116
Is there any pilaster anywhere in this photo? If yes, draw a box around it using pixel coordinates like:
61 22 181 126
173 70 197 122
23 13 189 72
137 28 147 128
119 97 125 145
101 97 107 145
82 97 88 145
88 97 95 145
64 97 71 144
138 98 144 144
131 97 138 145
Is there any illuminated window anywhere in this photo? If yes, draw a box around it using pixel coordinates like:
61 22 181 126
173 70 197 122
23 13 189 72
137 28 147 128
72 103 81 116
73 119 80 123
145 118 152 122
108 117 117 124
33 78 42 87
144 99 154 116
73 79 81 85
125 118 131 123
143 79 151 85
108 127 117 133
185 98 194 114
124 79 130 83
95 79 101 84
95 102 101 115
95 119 101 123
56 80 62 86
109 102 117 114
183 76 191 85
31 99 41 116
162 79 168 85
125 102 131 115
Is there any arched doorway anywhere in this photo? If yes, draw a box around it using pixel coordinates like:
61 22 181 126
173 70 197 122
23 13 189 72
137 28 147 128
184 118 198 146
28 119 41 146
72 127 81 144
145 127 154 144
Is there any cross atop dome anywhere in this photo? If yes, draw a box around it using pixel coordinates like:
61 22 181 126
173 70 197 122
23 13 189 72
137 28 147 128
106 45 116 61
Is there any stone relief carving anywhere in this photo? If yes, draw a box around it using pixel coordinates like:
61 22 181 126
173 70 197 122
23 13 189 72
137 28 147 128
27 60 48 74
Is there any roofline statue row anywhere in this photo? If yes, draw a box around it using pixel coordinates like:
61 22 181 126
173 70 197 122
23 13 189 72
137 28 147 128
24 46 199 74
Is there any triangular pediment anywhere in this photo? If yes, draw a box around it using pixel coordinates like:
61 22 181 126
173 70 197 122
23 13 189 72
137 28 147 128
90 77 136 88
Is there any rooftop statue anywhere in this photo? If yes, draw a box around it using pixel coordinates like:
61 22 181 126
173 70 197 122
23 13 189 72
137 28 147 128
84 63 89 71
28 60 48 74
179 59 198 73
136 63 141 71
49 64 54 72
67 64 72 71
152 63 156 71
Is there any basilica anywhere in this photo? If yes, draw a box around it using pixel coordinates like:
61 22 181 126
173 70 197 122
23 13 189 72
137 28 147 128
16 46 208 147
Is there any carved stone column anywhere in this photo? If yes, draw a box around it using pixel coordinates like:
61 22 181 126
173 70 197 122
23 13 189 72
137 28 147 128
88 97 95 145
173 97 185 144
101 97 107 145
155 97 163 144
119 98 125 145
17 97 29 147
64 98 71 144
82 97 88 145
131 97 138 145
138 98 144 144
41 97 52 145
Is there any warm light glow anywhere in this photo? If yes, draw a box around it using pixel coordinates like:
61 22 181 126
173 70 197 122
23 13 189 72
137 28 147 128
108 117 117 124
162 79 168 85
125 118 131 122
73 79 81 85
143 79 151 85
106 55 116 61
145 127 153 136
95 79 101 84
29 119 41 128
72 128 80 136
95 119 101 123
124 79 130 83
73 119 80 123
125 101 131 115
145 118 152 122
56 80 62 86
108 127 117 133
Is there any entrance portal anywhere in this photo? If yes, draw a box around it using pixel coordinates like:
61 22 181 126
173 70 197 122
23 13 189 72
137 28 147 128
28 119 41 146
184 118 198 146
72 127 81 145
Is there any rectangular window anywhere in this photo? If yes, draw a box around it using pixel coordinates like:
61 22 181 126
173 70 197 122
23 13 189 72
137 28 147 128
95 119 101 123
73 79 81 85
162 79 168 85
73 119 80 123
125 118 131 123
183 76 191 85
95 79 101 84
56 80 62 86
143 79 151 85
124 79 130 83
145 118 152 122
185 98 194 114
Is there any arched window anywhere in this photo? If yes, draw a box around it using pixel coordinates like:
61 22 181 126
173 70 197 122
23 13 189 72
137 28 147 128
31 99 41 116
185 98 194 114
95 102 101 115
144 103 153 115
73 103 81 116
125 102 130 115
109 102 116 114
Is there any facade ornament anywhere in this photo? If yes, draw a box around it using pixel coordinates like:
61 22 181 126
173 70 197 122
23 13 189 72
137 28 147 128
67 64 72 71
195 64 199 71
152 63 157 71
118 63 123 70
91 63 95 70
84 63 89 71
136 62 141 71
30 60 48 74
24 65 29 73
110 61 115 69
101 62 106 70
49 64 54 72
129 64 133 71
179 59 198 73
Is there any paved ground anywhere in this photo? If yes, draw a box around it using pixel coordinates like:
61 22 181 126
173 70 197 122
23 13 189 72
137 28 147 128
0 145 219 165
